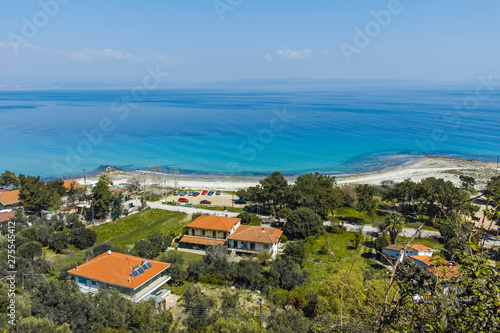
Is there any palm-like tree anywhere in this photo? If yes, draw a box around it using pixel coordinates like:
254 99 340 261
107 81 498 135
384 211 405 244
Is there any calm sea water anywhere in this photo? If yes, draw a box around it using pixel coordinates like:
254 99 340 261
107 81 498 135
0 83 499 178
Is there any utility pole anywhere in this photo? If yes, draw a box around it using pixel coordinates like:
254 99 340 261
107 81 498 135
232 192 234 212
83 168 86 188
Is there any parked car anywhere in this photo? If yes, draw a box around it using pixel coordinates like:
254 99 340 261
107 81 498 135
243 205 250 211
193 192 200 196
178 198 189 202
202 190 208 195
188 191 194 196
200 200 211 204
179 191 187 196
208 191 214 196
216 190 221 195
234 199 247 204
173 191 179 196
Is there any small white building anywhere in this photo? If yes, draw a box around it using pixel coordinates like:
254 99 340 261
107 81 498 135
382 244 438 264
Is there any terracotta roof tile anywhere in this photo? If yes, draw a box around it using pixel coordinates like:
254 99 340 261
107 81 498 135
64 179 83 192
179 236 226 246
185 215 240 231
410 244 435 252
0 212 15 223
227 225 283 244
0 190 20 206
67 251 169 289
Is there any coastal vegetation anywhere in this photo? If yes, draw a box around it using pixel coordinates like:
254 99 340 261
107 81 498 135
1 168 499 332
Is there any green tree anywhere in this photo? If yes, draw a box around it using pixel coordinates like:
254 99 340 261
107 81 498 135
221 290 239 310
69 228 97 250
17 241 43 260
292 173 343 217
355 184 378 222
0 170 20 188
231 260 262 289
91 174 113 220
459 175 476 191
147 233 172 252
267 309 311 333
269 258 307 290
111 191 124 220
183 285 217 329
91 289 131 332
383 211 405 244
15 317 71 333
19 176 62 216
259 171 290 212
48 231 69 253
133 239 159 258
284 207 323 239
351 229 363 249
237 211 259 225
30 280 95 333
283 240 306 268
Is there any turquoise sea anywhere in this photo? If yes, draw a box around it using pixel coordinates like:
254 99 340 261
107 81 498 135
0 82 499 178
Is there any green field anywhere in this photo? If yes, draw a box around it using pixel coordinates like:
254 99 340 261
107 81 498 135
331 207 386 224
94 209 188 248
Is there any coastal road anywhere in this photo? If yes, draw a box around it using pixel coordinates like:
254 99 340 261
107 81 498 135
147 200 240 217
324 222 500 247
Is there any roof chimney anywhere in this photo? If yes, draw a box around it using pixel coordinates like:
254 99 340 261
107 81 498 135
261 228 265 232
75 262 78 271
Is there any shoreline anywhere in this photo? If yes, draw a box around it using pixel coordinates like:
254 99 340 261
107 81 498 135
76 155 498 191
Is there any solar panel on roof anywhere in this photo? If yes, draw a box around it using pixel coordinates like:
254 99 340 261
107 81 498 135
145 262 152 269
141 264 149 271
131 270 139 277
137 267 145 275
133 265 139 270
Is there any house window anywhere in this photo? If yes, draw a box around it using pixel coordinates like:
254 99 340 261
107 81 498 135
192 229 195 236
223 232 227 238
202 230 205 236
91 280 96 286
264 244 269 250
213 231 216 237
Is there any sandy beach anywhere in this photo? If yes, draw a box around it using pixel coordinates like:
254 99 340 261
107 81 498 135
76 156 498 192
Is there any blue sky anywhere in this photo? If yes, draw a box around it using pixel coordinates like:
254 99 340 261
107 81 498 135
1 0 499 84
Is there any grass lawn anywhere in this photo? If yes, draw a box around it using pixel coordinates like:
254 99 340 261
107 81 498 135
157 250 204 268
404 222 439 232
94 209 188 248
331 207 386 224
192 204 244 213
302 232 387 287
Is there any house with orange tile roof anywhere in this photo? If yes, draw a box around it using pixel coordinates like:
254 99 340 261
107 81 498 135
63 179 84 193
179 215 241 249
179 215 284 257
409 255 459 279
382 244 438 264
0 190 20 211
0 211 15 224
227 225 283 258
67 251 171 303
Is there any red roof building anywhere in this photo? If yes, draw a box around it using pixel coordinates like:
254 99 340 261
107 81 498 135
67 251 171 303
0 190 20 210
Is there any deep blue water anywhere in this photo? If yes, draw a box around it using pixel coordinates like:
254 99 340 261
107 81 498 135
0 83 499 178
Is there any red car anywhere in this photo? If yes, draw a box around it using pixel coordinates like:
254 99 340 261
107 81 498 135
200 200 211 204
178 198 189 202
202 190 208 195
193 192 200 196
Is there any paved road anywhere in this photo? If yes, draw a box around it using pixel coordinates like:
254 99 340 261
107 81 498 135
324 221 500 247
147 201 240 217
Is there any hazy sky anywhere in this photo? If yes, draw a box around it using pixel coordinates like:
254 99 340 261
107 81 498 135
1 0 499 84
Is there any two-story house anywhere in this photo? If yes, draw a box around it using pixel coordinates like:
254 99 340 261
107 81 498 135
179 215 283 257
179 215 241 249
68 251 171 303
